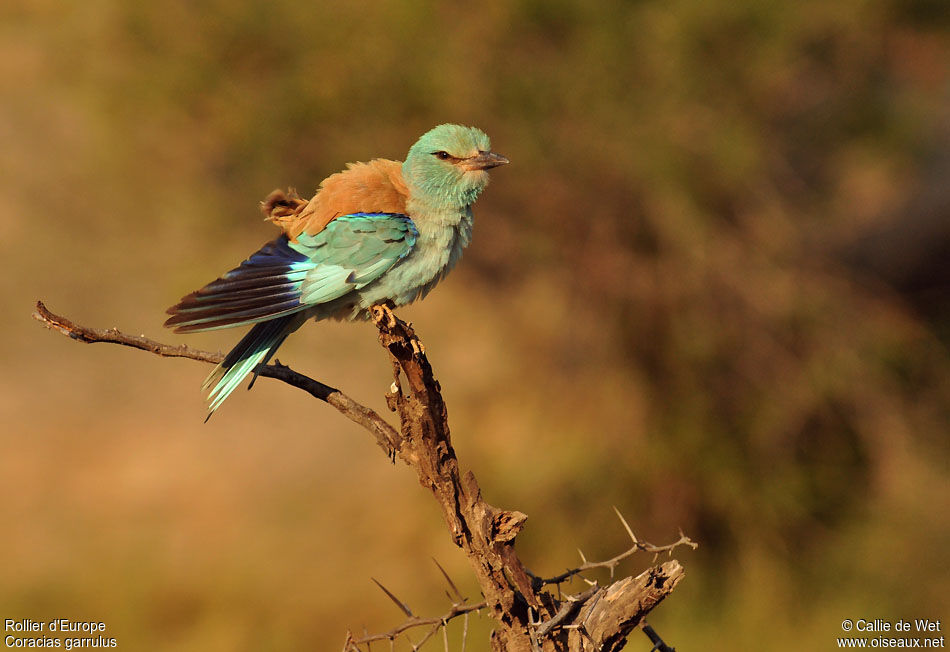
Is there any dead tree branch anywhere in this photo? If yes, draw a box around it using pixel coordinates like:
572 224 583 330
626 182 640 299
533 509 697 588
33 299 691 651
566 561 684 652
32 301 398 455
343 597 486 651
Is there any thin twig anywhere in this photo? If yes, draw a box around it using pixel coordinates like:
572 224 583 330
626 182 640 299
532 512 697 587
642 620 676 652
345 601 486 648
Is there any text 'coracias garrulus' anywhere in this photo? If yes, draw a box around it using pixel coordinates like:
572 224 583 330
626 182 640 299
165 124 508 417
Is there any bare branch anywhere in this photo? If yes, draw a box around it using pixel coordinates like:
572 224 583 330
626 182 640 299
33 300 223 362
641 621 676 652
533 520 697 588
32 301 400 455
574 561 685 652
343 601 486 650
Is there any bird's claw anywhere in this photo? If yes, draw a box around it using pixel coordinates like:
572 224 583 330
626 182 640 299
370 303 397 328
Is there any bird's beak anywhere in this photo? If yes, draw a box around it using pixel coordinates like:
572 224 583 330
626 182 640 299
460 151 510 171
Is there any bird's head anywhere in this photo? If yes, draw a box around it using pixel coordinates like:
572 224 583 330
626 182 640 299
403 124 508 209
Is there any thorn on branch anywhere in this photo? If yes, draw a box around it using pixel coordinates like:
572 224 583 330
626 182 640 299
372 578 414 618
613 505 639 544
431 558 464 603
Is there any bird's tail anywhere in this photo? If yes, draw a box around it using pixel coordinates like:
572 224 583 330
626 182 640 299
203 313 303 418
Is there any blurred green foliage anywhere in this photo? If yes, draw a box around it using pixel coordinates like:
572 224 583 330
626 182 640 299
1 0 948 649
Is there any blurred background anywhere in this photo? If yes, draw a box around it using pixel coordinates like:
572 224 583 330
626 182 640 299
2 0 948 649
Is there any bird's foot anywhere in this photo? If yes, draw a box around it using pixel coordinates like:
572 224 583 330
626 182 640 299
370 302 397 328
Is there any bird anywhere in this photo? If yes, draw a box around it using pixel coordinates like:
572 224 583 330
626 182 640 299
164 124 508 416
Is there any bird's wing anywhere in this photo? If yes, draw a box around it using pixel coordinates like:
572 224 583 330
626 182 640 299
164 213 417 333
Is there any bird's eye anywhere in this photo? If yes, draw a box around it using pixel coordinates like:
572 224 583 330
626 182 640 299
433 151 451 160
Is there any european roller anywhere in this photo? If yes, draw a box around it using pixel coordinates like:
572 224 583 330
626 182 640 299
165 124 508 416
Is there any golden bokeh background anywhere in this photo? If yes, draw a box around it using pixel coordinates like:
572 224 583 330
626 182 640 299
2 1 948 649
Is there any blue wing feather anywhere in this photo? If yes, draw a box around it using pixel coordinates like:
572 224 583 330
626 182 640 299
165 213 416 333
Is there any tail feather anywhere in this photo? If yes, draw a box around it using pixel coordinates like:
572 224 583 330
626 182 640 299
203 314 302 417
